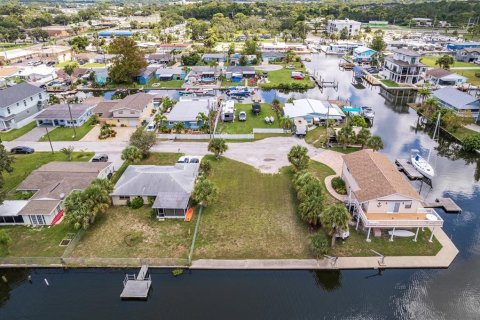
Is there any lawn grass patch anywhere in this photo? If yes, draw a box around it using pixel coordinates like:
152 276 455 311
138 152 183 165
39 117 95 141
217 103 281 134
329 228 442 257
305 126 327 148
145 77 184 89
330 146 362 154
0 122 37 141
307 160 338 206
3 152 94 193
194 156 312 259
82 62 106 68
380 79 400 87
0 223 76 257
55 61 73 68
450 126 479 141
71 206 196 258
455 69 480 86
260 62 315 90
420 56 479 68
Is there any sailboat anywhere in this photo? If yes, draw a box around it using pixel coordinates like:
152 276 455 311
411 149 435 180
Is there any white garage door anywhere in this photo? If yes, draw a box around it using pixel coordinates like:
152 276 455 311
129 120 137 127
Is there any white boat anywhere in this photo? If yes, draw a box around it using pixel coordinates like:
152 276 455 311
388 230 415 237
411 149 435 180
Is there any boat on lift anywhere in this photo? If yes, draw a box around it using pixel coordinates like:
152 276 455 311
360 106 375 121
410 149 435 180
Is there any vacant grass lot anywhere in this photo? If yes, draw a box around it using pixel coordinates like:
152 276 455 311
0 223 75 257
450 126 479 141
217 103 281 134
71 206 196 258
146 77 184 89
420 56 479 68
329 228 442 257
0 121 37 141
3 152 94 193
194 156 312 259
455 69 480 86
261 62 314 89
39 117 95 141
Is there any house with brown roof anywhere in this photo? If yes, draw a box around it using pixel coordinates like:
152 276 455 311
342 149 443 241
93 92 155 127
0 161 113 226
425 68 466 86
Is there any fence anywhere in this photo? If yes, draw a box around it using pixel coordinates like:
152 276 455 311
158 133 254 140
252 128 288 134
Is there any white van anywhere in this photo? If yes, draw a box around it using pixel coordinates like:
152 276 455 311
145 122 157 132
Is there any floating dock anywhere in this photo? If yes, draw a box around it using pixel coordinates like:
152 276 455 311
395 159 424 180
423 198 462 213
120 265 152 300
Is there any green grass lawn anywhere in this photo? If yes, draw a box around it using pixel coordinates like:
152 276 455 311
0 223 76 257
450 126 479 141
55 61 73 68
82 62 106 68
221 79 246 87
0 43 30 51
39 117 95 141
308 160 338 206
0 122 37 141
261 62 315 89
145 77 184 89
3 152 94 193
194 156 312 259
420 56 479 68
330 146 363 154
455 69 480 86
71 206 197 259
305 126 327 148
217 103 281 134
329 228 442 257
138 152 183 165
380 79 401 87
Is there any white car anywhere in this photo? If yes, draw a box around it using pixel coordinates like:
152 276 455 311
238 111 247 121
145 122 157 131
286 65 296 69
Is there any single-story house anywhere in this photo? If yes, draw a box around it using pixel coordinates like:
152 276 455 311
34 103 95 127
0 66 20 84
157 43 190 52
343 149 444 241
147 53 173 64
225 66 256 82
425 68 467 86
0 82 47 130
0 49 36 64
110 159 200 219
15 66 57 84
166 98 214 129
454 48 480 62
353 46 377 63
75 52 97 65
202 53 227 63
93 92 155 127
56 68 90 82
94 68 109 84
35 46 72 64
94 54 116 65
229 53 257 66
432 87 480 121
0 161 113 226
155 67 186 81
283 99 345 125
186 66 220 83
261 52 287 62
135 68 156 85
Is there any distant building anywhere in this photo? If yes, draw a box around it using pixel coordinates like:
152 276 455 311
202 53 227 63
455 48 480 62
353 46 377 63
412 18 433 27
383 48 426 85
327 19 361 36
41 25 72 37
0 82 47 130
425 69 467 87
283 99 345 125
432 87 480 121
98 30 133 37
447 42 480 51
15 65 57 84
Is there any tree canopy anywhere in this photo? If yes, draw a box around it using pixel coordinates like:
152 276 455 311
0 142 13 205
108 37 147 84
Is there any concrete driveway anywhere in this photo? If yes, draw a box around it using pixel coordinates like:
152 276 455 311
255 65 283 71
14 126 50 142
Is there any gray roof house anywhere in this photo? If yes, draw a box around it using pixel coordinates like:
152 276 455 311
425 68 467 86
432 87 480 121
0 82 47 130
202 53 227 63
166 98 214 130
0 161 113 226
34 103 95 127
455 48 480 63
111 160 200 219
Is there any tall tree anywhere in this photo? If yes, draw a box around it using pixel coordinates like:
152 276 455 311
435 55 454 70
129 127 156 157
336 126 355 150
108 37 147 83
192 177 218 207
356 128 372 149
288 145 309 172
366 136 384 151
208 138 228 159
321 204 351 247
0 142 14 205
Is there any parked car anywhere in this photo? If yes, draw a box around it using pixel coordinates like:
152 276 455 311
10 146 34 154
33 61 42 66
46 61 56 66
252 102 261 115
145 121 157 132
238 111 247 121
91 154 108 162
286 65 296 69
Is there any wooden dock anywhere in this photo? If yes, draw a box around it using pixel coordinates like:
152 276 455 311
423 198 462 213
120 265 152 300
395 159 423 180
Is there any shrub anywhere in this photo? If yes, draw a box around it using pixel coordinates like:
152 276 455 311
331 177 347 195
462 133 480 152
200 159 212 176
310 232 329 257
147 196 156 206
0 230 11 246
129 196 144 209
172 268 184 276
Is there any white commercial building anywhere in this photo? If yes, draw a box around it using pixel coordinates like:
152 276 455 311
327 19 362 36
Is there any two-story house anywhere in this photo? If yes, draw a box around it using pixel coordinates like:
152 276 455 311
327 19 361 36
455 48 480 63
342 149 444 242
0 82 47 130
383 48 426 85
93 93 155 127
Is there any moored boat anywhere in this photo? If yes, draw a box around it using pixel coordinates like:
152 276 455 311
410 149 435 180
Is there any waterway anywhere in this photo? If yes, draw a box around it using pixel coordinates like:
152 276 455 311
1 54 479 319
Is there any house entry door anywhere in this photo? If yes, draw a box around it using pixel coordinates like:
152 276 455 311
387 202 401 213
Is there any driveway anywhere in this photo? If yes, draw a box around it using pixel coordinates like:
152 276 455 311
14 126 50 142
81 125 136 142
255 65 283 71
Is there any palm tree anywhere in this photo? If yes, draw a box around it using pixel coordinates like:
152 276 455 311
154 113 167 128
356 128 372 149
418 86 432 103
173 121 185 133
336 126 355 150
60 146 74 161
366 135 384 151
288 145 309 172
321 204 351 247
121 145 143 163
196 112 210 133
279 116 293 130
208 138 228 159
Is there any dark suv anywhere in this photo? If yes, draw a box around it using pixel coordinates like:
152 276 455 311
92 154 108 162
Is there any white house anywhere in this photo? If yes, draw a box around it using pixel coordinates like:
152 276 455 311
15 65 57 84
425 68 467 87
383 48 426 85
34 103 95 127
327 19 361 36
283 99 345 125
343 149 444 241
0 82 47 130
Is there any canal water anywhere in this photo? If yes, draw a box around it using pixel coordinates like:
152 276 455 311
1 55 479 319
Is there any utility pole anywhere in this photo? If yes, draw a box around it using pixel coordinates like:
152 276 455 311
67 101 77 137
44 126 54 154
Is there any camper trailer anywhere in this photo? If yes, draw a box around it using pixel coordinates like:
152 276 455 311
221 100 235 122
293 117 308 137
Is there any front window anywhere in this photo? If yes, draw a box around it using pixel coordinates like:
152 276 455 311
119 196 130 200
